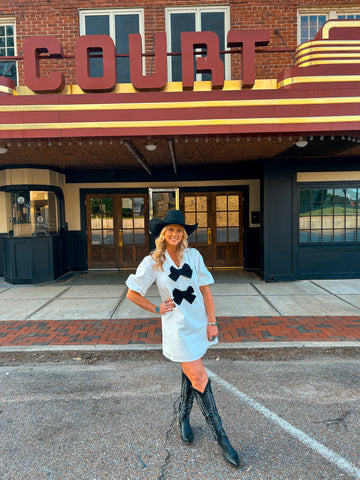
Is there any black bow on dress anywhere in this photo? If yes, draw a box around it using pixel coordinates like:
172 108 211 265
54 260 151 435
173 286 196 305
168 263 193 281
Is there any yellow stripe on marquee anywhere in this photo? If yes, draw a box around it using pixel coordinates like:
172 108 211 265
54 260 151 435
0 115 360 132
1 96 360 113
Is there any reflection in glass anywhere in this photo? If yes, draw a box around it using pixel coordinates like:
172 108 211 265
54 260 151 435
11 190 59 237
311 230 322 242
123 230 133 245
197 212 207 228
185 212 196 225
228 227 239 242
134 230 145 244
185 197 195 211
228 211 239 227
103 230 114 245
322 230 333 242
334 229 345 242
228 196 239 210
216 211 227 227
197 228 207 244
197 196 207 211
91 231 102 245
216 196 227 211
217 228 227 242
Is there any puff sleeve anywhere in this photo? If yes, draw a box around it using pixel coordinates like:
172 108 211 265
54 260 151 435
191 248 214 286
125 255 156 296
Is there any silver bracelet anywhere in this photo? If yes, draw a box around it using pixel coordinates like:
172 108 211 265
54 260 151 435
208 322 217 326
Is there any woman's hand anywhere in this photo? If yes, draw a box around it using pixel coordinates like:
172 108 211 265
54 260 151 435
159 298 175 314
207 323 218 342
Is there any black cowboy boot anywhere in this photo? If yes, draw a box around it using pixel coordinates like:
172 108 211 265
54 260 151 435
193 380 241 468
179 371 195 443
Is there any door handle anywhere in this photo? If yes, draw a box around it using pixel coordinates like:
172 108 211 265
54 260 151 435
207 228 212 245
119 229 123 246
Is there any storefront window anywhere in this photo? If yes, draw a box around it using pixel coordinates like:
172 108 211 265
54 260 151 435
299 187 359 244
9 190 60 237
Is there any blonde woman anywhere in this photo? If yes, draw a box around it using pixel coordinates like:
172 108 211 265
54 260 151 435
126 209 240 468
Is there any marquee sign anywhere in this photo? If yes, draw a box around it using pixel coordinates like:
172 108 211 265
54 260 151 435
22 30 270 93
0 20 359 140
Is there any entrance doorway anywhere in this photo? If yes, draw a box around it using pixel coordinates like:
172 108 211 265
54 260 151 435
86 194 148 269
85 190 244 269
181 192 244 267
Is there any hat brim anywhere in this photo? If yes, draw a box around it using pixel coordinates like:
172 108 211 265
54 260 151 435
149 218 198 237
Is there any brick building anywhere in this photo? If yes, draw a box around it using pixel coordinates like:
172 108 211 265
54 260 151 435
0 1 360 283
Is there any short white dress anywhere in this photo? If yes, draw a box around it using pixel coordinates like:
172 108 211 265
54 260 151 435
126 248 217 362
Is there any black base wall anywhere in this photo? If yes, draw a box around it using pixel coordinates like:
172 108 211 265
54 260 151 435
66 230 87 271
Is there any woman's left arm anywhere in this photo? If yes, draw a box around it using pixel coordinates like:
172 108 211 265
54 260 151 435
200 285 218 341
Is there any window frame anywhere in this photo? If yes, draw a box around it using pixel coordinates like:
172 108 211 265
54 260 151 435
297 7 360 44
79 8 145 83
297 183 360 245
165 5 231 82
0 17 18 85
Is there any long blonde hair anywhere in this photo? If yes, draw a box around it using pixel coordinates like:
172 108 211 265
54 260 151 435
151 225 188 271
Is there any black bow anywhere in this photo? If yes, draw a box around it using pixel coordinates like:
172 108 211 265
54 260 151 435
168 263 193 281
173 286 196 305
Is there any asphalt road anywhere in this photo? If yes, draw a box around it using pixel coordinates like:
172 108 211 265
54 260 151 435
0 351 359 480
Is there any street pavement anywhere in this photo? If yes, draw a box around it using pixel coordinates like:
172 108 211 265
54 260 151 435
0 353 359 480
0 271 360 479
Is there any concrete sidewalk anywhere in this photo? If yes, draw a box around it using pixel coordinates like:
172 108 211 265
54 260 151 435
0 271 360 350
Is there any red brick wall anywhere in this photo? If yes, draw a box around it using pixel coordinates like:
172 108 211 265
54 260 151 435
1 0 359 86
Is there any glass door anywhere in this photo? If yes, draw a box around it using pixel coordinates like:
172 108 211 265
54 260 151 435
118 194 148 268
86 195 117 268
212 192 243 267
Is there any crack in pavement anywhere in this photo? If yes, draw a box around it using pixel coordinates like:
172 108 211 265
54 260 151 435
157 396 179 480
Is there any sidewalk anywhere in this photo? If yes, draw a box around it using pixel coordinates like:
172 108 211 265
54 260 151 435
0 271 360 350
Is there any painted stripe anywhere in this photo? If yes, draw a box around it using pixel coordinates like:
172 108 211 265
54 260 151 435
296 43 360 58
277 75 360 88
0 115 360 131
207 369 360 479
1 96 360 113
0 114 360 132
0 85 16 95
298 59 360 68
322 20 360 40
2 115 360 131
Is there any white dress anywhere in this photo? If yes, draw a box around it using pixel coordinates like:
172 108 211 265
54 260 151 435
126 248 217 362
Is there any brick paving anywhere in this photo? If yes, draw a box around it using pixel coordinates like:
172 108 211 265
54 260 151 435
0 316 359 347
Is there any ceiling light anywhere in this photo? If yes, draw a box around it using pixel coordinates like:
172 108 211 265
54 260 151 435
295 137 308 148
0 145 8 154
145 142 157 152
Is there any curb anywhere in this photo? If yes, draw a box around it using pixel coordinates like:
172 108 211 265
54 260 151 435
0 341 359 355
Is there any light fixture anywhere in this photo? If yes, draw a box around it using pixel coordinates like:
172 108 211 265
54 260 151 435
145 141 157 152
0 145 8 154
295 137 308 148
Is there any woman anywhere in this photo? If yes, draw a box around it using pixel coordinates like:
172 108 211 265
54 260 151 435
126 209 240 468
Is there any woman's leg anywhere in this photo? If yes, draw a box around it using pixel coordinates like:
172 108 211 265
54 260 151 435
180 359 208 393
181 359 241 468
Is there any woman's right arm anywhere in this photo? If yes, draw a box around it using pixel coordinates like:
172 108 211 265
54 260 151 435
126 289 174 315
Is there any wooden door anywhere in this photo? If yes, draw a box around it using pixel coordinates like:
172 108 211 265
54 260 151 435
86 194 117 269
211 192 244 267
181 191 244 268
117 194 149 268
181 193 212 264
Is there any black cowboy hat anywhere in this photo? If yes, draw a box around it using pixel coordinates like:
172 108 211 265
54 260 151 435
149 209 198 236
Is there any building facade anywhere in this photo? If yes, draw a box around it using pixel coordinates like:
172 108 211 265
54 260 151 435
1 1 360 283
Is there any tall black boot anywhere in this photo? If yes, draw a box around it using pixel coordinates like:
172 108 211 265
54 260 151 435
179 371 195 443
193 380 241 468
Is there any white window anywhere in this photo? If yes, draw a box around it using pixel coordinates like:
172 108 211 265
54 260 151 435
79 9 144 83
165 6 230 82
298 8 360 44
0 18 17 85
